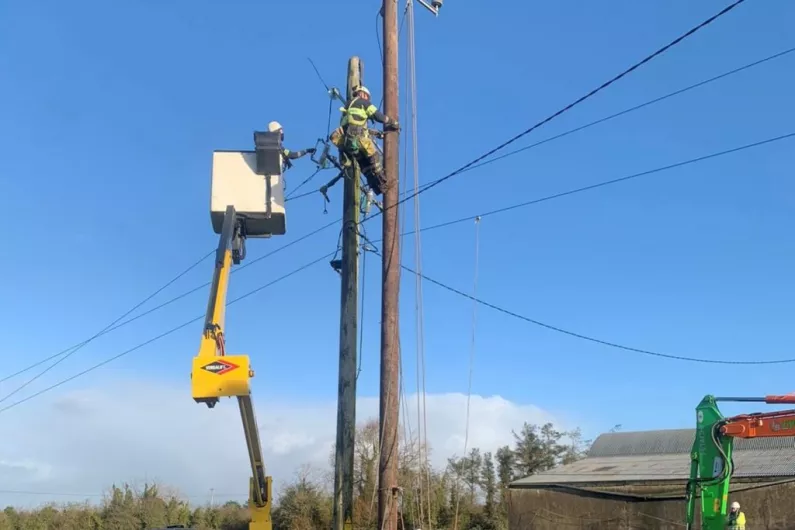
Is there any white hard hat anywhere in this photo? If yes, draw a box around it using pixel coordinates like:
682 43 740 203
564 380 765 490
354 85 371 97
731 501 740 509
267 121 283 133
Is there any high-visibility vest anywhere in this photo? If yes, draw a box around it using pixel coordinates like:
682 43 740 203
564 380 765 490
727 511 746 529
340 97 378 129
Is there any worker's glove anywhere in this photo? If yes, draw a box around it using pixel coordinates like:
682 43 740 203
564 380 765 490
385 120 400 132
307 148 317 154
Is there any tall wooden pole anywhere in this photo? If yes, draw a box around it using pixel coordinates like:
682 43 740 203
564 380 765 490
379 1 400 530
333 56 362 530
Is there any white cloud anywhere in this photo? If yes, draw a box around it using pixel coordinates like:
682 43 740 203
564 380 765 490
0 379 559 508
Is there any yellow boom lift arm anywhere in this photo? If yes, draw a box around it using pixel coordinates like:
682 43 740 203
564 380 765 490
191 205 272 530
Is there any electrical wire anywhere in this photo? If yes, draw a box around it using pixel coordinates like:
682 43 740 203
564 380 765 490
0 59 338 389
5 2 768 394
458 45 795 177
307 57 331 92
452 217 481 530
0 248 214 396
46 129 768 425
285 167 323 200
13 127 790 386
97 27 783 375
2 218 341 383
365 0 749 221
384 255 795 365
0 251 335 414
257 42 795 264
253 13 786 321
403 2 432 525
368 130 795 243
284 188 320 202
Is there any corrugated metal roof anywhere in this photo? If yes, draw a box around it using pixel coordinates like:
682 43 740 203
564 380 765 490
511 450 795 486
589 429 795 457
510 429 795 487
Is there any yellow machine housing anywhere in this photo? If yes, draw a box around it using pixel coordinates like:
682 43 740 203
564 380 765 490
191 354 253 402
190 204 274 530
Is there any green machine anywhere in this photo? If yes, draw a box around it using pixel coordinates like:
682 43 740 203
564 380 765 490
686 393 795 529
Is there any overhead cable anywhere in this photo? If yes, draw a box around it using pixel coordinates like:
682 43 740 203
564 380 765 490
0 251 335 414
16 128 791 384
3 220 340 383
0 248 213 387
452 217 481 530
458 45 795 177
386 256 795 365
290 42 795 242
357 130 795 246
413 131 795 235
12 23 781 385
285 168 324 200
365 0 749 221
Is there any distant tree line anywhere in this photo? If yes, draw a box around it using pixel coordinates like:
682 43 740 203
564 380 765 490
0 419 591 530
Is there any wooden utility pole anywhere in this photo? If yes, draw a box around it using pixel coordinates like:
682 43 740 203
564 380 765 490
379 1 400 530
332 56 362 530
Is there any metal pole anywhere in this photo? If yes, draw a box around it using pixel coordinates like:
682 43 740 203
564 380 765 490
379 1 400 530
332 57 362 530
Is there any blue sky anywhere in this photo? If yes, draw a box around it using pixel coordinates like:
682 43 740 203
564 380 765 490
2 0 795 448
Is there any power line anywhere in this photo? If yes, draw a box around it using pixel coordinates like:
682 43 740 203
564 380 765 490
2 220 340 384
413 130 795 234
365 0 749 221
3 57 340 384
387 255 795 366
457 45 795 177
14 127 790 387
284 188 322 202
285 167 324 200
249 40 795 271
357 130 795 244
20 127 788 386
307 57 331 92
0 251 335 414
227 2 778 328
0 248 213 392
11 26 781 387
452 217 480 530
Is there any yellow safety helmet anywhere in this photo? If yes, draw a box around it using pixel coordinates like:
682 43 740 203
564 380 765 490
267 120 283 133
354 85 371 98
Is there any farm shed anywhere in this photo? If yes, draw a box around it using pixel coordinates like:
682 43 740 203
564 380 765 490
508 428 795 530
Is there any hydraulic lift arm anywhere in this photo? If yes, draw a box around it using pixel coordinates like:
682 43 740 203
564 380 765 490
686 393 795 530
191 205 273 530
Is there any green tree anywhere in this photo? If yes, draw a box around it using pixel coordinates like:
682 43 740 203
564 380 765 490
272 468 332 530
512 422 573 477
101 484 140 530
480 452 497 522
0 420 590 530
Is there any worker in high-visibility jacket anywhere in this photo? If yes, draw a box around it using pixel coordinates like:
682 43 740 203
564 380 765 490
268 121 315 172
727 501 746 529
328 85 400 195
